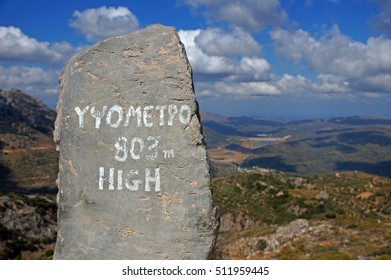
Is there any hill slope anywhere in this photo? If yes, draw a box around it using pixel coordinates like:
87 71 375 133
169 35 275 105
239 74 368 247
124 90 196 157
212 170 391 259
0 89 58 192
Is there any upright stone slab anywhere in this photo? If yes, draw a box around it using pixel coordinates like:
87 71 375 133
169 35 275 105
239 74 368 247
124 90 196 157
53 24 219 259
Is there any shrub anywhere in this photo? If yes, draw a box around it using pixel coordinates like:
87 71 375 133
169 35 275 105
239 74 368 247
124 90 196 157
257 239 268 251
325 211 337 219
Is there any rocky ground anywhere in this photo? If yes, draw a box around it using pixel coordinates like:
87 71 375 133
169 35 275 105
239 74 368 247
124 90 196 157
0 193 56 259
215 218 391 260
212 170 391 260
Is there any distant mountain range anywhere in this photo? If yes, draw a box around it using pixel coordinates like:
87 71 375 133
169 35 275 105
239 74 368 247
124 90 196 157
202 113 391 177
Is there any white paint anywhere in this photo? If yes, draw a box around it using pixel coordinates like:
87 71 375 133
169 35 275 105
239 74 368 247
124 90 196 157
145 168 161 192
90 106 108 129
155 105 167 126
75 104 192 128
129 137 144 160
163 149 175 159
168 104 178 126
124 106 142 127
114 136 128 162
98 167 160 192
125 170 141 191
117 169 123 190
99 167 114 190
143 106 154 127
146 136 160 160
179 104 191 125
114 136 161 162
75 106 90 128
106 105 123 128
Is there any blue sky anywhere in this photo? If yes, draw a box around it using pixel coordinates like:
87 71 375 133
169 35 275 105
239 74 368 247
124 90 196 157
0 0 390 118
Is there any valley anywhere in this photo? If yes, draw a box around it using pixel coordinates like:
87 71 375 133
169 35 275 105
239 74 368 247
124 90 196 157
202 113 391 178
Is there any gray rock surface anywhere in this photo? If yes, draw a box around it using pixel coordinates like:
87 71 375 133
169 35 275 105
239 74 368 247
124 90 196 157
53 24 219 259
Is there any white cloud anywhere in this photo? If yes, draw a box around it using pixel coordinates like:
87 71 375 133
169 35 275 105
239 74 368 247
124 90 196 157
194 27 261 57
179 29 269 79
311 74 350 95
183 0 286 32
179 28 275 98
275 74 309 94
215 81 280 98
69 6 139 42
0 65 59 96
179 29 237 75
0 26 75 67
239 57 270 80
179 1 390 102
180 25 390 100
270 25 391 81
268 23 391 100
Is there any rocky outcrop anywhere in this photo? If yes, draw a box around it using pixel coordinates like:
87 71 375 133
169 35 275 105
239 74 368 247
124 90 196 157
0 194 57 259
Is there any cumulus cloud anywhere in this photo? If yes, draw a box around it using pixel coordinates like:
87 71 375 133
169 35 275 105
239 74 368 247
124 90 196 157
179 29 269 79
178 28 277 98
270 24 391 97
271 25 391 78
0 26 75 67
180 29 236 75
275 74 309 94
0 65 59 96
179 1 390 102
69 6 139 42
179 28 277 99
183 0 286 32
194 27 261 57
215 81 280 98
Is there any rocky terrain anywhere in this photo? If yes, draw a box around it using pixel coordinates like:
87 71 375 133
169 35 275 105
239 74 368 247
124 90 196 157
0 193 56 259
212 170 391 260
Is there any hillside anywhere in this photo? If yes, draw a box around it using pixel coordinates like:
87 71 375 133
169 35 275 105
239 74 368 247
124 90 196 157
202 114 391 178
212 170 391 260
0 193 57 259
0 89 58 193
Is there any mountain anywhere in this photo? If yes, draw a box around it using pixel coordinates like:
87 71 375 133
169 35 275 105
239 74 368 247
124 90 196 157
0 88 55 135
0 89 58 193
202 114 391 178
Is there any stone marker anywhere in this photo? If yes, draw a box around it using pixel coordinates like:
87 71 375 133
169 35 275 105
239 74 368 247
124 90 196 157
53 24 219 259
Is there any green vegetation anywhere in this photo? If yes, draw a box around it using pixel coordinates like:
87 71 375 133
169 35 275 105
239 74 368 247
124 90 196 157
213 171 391 260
